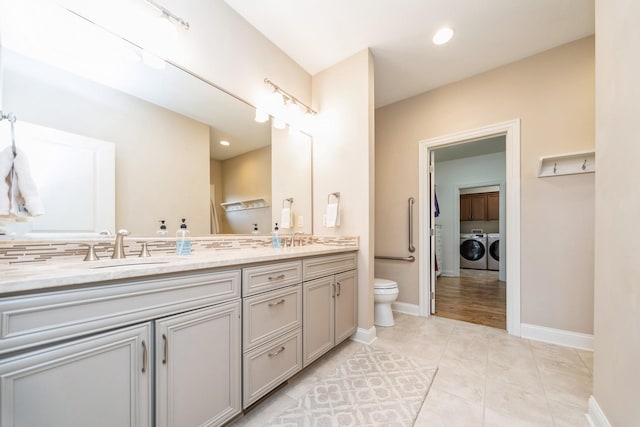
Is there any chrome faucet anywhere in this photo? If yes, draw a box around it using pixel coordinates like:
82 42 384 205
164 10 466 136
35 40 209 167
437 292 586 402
112 229 130 259
289 232 303 247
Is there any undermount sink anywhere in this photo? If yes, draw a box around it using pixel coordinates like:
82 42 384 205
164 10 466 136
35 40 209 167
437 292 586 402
89 260 170 269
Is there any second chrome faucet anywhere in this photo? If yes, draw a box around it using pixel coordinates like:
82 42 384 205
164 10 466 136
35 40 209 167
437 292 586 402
112 229 130 259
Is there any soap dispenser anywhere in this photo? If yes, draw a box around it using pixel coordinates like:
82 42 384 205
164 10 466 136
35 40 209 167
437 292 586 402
157 220 168 237
176 218 191 255
271 222 281 248
251 223 260 248
252 224 259 236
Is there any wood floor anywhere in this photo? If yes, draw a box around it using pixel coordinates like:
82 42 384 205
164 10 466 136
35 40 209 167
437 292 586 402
434 269 506 329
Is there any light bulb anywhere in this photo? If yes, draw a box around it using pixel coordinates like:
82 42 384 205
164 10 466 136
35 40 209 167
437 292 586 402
147 13 178 59
273 116 287 130
142 50 166 69
254 109 269 123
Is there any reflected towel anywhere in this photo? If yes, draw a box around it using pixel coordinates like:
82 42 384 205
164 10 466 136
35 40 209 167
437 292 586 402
280 207 292 229
326 202 340 228
0 146 45 218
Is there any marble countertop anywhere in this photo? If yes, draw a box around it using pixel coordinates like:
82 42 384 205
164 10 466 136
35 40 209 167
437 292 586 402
0 245 358 296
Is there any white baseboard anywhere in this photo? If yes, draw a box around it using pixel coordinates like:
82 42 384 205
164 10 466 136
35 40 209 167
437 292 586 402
586 396 612 427
351 326 377 345
392 302 421 316
441 270 455 277
521 323 593 351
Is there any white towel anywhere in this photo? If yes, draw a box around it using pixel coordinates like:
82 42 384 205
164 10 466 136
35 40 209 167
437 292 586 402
326 202 340 228
0 146 45 218
280 207 292 229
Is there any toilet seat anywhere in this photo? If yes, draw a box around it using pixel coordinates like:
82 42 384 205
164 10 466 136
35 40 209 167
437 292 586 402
374 278 398 290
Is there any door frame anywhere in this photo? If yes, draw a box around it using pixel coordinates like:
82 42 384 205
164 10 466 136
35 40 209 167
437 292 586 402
418 119 521 336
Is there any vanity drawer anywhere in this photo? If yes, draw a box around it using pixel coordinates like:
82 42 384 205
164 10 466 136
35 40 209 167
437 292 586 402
242 261 302 297
0 269 240 356
302 252 357 281
243 328 302 408
243 285 302 351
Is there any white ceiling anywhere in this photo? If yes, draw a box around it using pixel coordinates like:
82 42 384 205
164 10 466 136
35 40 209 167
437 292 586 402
224 0 595 107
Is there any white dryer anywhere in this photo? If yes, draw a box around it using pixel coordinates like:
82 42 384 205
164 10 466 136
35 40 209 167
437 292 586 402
460 233 487 270
487 233 500 271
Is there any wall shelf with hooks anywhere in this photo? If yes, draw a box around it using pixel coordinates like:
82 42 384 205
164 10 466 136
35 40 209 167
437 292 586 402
537 151 595 177
220 198 269 212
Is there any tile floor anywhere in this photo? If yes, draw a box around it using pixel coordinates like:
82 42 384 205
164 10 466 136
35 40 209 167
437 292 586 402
231 313 592 426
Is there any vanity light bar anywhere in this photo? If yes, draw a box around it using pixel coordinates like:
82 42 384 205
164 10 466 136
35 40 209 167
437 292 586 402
143 0 190 30
264 78 317 116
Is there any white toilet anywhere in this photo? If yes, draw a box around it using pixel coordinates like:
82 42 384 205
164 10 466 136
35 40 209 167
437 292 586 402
373 278 400 327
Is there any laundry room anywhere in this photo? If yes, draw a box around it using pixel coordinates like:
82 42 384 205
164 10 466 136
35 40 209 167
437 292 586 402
432 136 506 328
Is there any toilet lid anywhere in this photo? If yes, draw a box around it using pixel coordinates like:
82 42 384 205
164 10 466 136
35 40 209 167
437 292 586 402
374 278 398 289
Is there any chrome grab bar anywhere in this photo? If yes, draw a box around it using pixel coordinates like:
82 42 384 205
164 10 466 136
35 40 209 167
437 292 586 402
374 255 415 262
408 197 415 253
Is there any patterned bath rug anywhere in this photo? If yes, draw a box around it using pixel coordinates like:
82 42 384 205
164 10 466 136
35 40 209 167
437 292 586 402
264 346 437 427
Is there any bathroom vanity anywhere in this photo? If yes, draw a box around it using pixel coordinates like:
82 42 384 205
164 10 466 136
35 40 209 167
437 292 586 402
0 241 358 427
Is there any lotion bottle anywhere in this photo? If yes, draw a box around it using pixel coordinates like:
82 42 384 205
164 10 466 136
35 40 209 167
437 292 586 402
176 218 191 255
157 220 168 237
271 222 281 248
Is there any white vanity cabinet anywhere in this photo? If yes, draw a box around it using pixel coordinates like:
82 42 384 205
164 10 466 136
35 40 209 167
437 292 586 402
155 301 241 427
0 268 242 427
302 253 357 367
0 323 152 427
241 261 303 408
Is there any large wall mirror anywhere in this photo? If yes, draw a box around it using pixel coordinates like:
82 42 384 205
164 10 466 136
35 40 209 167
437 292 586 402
0 1 312 237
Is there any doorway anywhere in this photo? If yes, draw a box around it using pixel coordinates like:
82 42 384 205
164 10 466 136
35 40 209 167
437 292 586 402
418 120 521 335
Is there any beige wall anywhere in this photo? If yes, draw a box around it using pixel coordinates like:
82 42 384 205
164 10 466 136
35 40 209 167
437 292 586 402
312 49 376 331
593 0 640 424
4 65 210 235
219 145 271 234
376 37 595 334
271 128 313 235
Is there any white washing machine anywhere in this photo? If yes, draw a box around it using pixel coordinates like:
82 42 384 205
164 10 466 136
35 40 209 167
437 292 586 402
487 233 500 271
460 233 487 270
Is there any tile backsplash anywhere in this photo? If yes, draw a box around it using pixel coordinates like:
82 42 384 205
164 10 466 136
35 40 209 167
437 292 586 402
0 235 359 266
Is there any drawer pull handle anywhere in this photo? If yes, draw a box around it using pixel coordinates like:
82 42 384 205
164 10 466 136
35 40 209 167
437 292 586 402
268 298 286 307
268 346 285 357
162 334 168 365
141 340 148 373
268 274 286 281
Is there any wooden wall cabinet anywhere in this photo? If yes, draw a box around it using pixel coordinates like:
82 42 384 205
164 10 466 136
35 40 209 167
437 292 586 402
460 192 499 221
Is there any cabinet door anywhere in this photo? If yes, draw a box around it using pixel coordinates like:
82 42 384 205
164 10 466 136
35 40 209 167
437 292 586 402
0 324 151 427
487 191 499 220
470 193 487 220
459 195 472 221
155 301 241 427
334 270 357 344
302 276 335 367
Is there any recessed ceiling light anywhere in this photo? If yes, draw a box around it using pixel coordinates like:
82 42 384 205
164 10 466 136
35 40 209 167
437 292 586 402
220 140 230 146
432 27 454 45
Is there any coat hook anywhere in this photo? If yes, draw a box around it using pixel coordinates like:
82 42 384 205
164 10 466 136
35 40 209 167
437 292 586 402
553 162 558 173
581 160 587 171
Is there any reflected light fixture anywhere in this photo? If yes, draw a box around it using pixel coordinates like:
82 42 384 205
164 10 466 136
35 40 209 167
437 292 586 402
432 27 454 45
141 0 189 67
143 0 189 30
220 140 230 146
